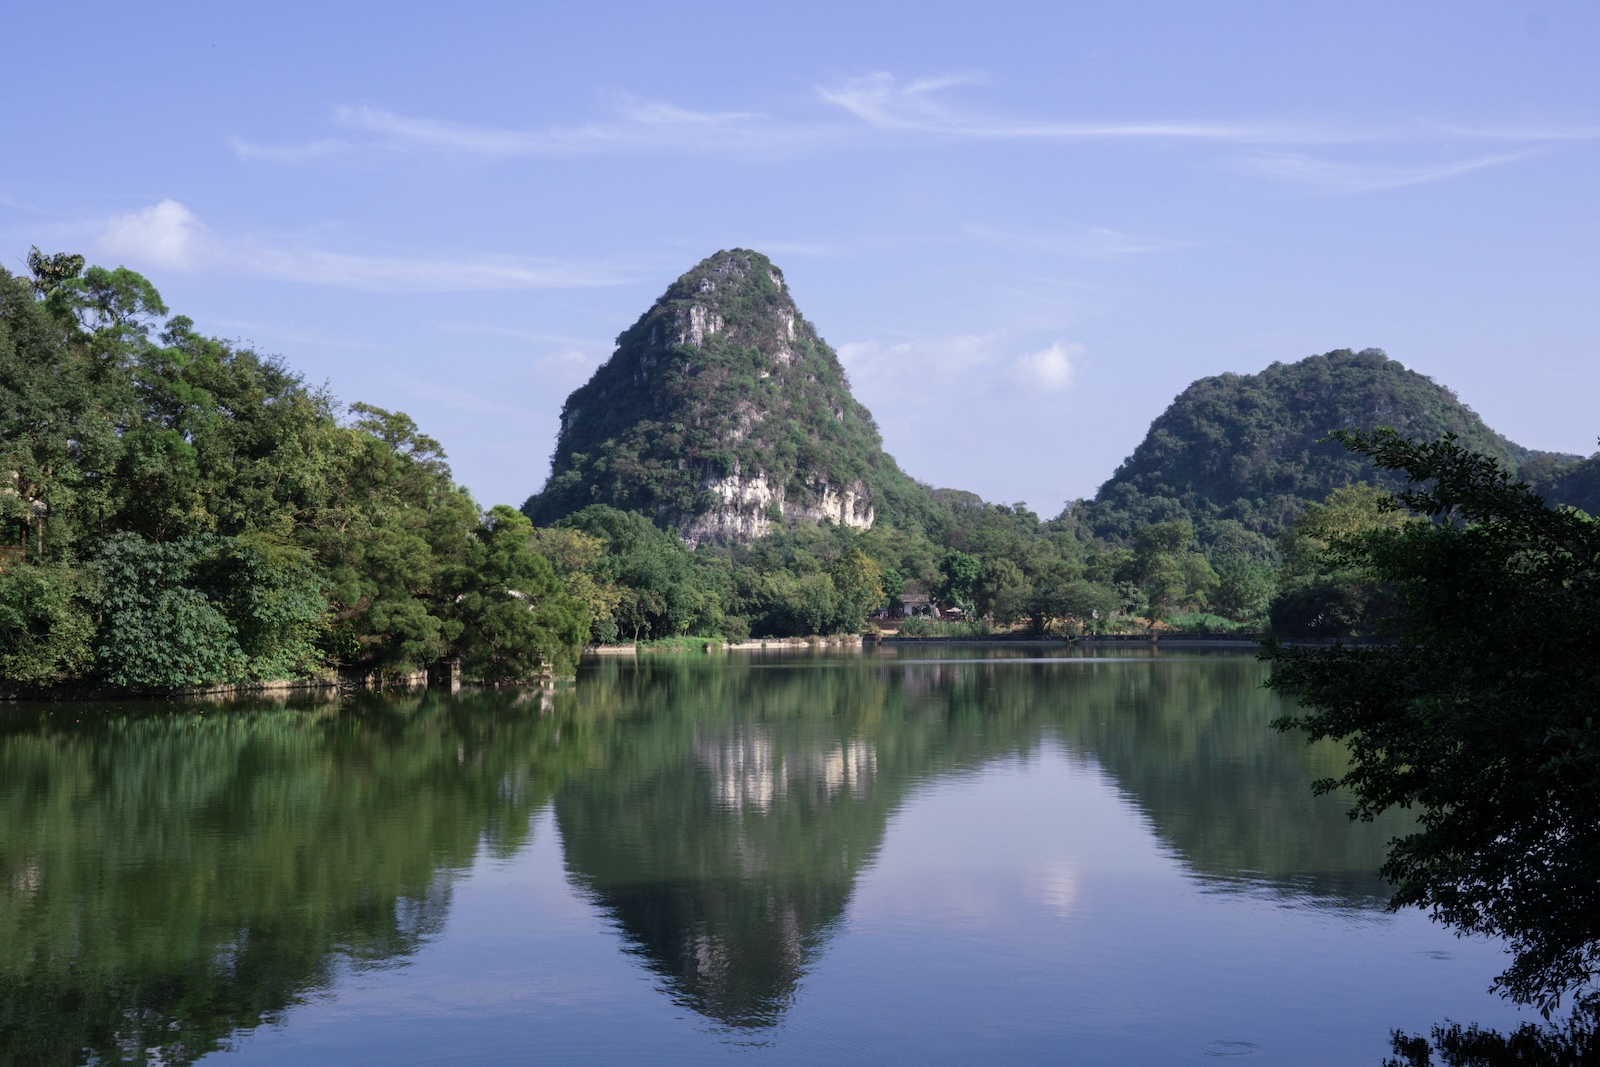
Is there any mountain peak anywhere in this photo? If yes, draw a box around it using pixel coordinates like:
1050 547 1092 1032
523 250 922 544
1081 347 1573 541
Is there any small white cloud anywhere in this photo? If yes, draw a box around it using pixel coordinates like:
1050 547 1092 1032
98 199 205 270
1010 341 1080 392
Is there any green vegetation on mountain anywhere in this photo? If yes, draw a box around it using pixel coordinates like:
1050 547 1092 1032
0 252 585 694
1527 447 1600 518
522 249 932 541
8 245 1595 677
514 289 1596 644
1079 348 1578 546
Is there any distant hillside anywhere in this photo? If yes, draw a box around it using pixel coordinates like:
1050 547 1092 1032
523 250 931 544
1529 449 1600 516
1079 348 1579 543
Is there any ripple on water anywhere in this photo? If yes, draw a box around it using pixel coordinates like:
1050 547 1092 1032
1204 1040 1258 1056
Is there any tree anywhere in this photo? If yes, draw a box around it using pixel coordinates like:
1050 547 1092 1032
1265 430 1600 1013
449 506 588 680
1055 579 1120 634
0 562 94 686
557 505 712 640
89 533 325 690
1211 557 1275 622
829 548 884 632
975 557 1030 626
528 525 622 644
936 550 980 614
1270 483 1410 637
1133 520 1195 626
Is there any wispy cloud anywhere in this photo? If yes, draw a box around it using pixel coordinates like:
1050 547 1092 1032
432 321 602 345
228 71 1598 201
964 223 1172 258
94 199 633 292
0 193 47 214
817 72 1330 144
431 321 614 381
837 334 997 390
394 376 525 417
839 333 1081 396
234 95 838 162
1238 150 1536 192
1420 120 1600 143
229 137 350 163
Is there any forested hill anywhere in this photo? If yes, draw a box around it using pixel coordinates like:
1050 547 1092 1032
522 250 931 545
1078 348 1580 543
0 253 587 694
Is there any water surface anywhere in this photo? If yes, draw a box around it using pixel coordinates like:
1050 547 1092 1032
0 648 1533 1064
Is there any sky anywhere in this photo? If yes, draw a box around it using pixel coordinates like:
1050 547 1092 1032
4 1 1598 517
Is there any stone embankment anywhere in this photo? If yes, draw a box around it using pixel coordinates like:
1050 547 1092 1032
584 635 865 656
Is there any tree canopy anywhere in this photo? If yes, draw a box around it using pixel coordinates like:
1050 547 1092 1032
0 253 586 692
1265 429 1600 1013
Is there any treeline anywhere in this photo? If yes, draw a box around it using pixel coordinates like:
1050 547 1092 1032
0 252 586 693
523 491 1282 645
526 457 1600 647
7 254 1587 692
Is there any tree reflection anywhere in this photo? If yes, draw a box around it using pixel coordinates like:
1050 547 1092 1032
0 652 1404 1057
0 691 580 1064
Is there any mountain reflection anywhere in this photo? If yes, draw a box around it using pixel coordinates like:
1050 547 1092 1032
549 651 1395 1032
0 651 1403 1059
553 663 900 1029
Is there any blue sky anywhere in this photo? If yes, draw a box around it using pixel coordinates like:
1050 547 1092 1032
5 2 1598 515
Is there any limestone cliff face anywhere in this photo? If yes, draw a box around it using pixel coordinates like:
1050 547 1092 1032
679 468 876 546
523 249 920 545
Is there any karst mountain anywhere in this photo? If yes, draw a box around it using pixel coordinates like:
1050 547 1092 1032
1083 348 1590 541
522 249 927 545
524 252 1595 547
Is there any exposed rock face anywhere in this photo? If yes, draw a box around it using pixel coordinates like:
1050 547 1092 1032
678 468 875 546
523 249 920 545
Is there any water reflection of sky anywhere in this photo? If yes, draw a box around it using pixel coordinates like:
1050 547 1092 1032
0 655 1540 1065
216 741 1534 1066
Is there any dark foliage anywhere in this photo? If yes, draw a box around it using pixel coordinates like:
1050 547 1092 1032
1386 1002 1600 1066
1266 430 1600 1012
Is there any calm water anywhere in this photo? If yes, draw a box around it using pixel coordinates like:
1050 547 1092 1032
0 647 1534 1065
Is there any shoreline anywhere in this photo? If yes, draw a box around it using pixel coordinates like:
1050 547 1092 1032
581 632 1279 659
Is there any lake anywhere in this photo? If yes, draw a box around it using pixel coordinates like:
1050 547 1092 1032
0 647 1534 1064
